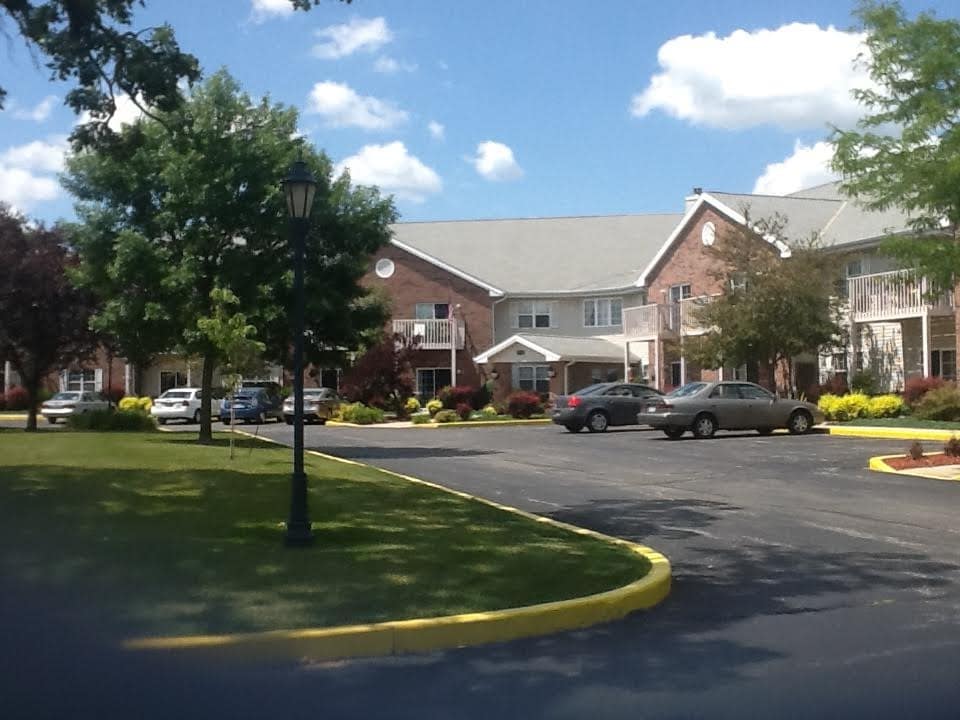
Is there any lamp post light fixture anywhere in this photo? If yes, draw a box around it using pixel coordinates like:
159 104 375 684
282 155 317 546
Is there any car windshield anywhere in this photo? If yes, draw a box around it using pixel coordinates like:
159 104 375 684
161 390 192 399
573 384 608 396
667 382 708 398
51 392 80 401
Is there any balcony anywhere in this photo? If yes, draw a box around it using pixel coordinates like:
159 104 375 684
847 269 954 323
623 296 715 339
392 318 465 350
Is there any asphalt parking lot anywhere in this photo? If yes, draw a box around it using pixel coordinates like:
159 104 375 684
4 420 960 719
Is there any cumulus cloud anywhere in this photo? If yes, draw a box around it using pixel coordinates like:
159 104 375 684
77 93 145 131
428 120 445 140
373 56 417 74
753 140 839 195
0 135 68 211
471 141 522 181
249 0 293 23
335 141 441 202
305 81 407 130
631 23 874 130
12 95 58 122
312 17 392 60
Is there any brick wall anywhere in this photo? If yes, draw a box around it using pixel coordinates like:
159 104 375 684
362 243 495 390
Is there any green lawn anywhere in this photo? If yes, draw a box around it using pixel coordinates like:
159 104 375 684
841 417 960 430
0 431 648 639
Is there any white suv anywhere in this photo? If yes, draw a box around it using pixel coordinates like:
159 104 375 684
150 388 203 424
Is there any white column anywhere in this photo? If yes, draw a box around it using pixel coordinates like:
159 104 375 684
653 338 660 391
922 311 931 377
623 341 630 382
3 361 10 394
450 316 457 384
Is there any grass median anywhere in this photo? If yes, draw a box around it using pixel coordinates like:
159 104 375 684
0 431 649 639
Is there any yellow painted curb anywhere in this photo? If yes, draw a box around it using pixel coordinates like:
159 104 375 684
426 418 551 428
869 454 960 483
0 413 28 420
124 430 671 663
829 425 960 442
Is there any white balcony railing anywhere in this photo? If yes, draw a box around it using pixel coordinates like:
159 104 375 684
847 269 954 322
392 318 465 350
623 296 715 339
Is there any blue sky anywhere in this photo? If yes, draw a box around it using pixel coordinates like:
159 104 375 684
1 0 956 225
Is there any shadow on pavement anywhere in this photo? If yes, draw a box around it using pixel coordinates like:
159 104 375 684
310 445 500 460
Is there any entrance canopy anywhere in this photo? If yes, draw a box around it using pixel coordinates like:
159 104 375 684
474 334 643 365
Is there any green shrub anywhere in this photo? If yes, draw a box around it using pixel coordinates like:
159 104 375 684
909 440 924 460
480 405 498 418
944 435 960 457
867 394 904 419
849 369 879 396
411 413 431 425
426 399 443 416
118 396 153 413
913 384 960 422
339 402 386 425
405 397 421 413
433 409 459 423
68 409 156 432
817 393 841 421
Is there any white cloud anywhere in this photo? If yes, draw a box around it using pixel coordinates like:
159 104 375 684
428 120 445 140
12 95 58 122
753 140 839 195
373 56 416 74
0 136 69 173
471 141 522 181
77 93 145 131
0 135 68 212
305 81 407 130
631 23 874 130
335 141 441 202
249 0 293 23
312 17 392 60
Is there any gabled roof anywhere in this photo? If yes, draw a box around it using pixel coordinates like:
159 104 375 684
474 334 642 364
637 181 915 286
391 213 682 296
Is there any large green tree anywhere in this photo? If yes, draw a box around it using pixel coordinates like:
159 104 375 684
689 216 844 393
65 70 395 444
831 1 960 295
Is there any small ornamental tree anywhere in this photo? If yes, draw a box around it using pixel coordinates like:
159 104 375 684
339 334 419 417
0 206 99 431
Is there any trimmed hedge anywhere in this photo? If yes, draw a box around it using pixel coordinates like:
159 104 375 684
118 396 153 412
507 391 544 419
819 392 904 421
338 402 386 425
913 385 960 422
68 409 157 432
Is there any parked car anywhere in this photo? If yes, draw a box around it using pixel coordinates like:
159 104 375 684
282 387 340 425
636 381 825 439
40 391 111 424
551 382 663 433
220 387 282 424
150 387 203 425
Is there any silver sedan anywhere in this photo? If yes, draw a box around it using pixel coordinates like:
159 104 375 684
636 381 825 439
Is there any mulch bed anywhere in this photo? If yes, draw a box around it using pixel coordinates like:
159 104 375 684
884 453 960 470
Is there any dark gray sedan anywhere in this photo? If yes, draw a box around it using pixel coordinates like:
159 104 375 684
552 382 663 433
636 381 825 439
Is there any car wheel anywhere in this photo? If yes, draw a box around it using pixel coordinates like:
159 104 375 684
47 417 57 425
285 417 293 425
317 419 327 425
756 427 774 435
192 410 200 424
692 413 717 439
787 410 813 435
222 418 231 425
586 410 609 433
257 411 266 425
565 423 582 433
663 427 684 440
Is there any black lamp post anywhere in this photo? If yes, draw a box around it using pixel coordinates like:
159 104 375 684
282 156 317 546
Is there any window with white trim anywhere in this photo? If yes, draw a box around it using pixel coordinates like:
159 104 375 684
415 303 450 320
416 367 452 400
583 298 623 328
513 301 552 329
517 365 550 393
64 369 100 392
669 284 692 303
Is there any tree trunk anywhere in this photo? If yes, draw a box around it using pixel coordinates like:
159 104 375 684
198 352 215 445
24 367 39 432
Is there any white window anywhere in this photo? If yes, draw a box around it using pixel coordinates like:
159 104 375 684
517 365 550 393
415 303 449 320
669 284 692 303
729 273 747 292
583 298 623 328
932 350 956 381
63 369 101 392
846 260 863 277
513 301 552 329
160 371 188 393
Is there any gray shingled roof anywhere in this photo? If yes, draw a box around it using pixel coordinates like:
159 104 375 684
391 214 682 294
708 181 914 248
474 334 641 363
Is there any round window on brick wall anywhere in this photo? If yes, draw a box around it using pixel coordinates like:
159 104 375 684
375 258 395 279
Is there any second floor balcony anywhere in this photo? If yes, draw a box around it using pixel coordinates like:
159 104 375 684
846 269 954 323
623 296 714 339
393 318 465 350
